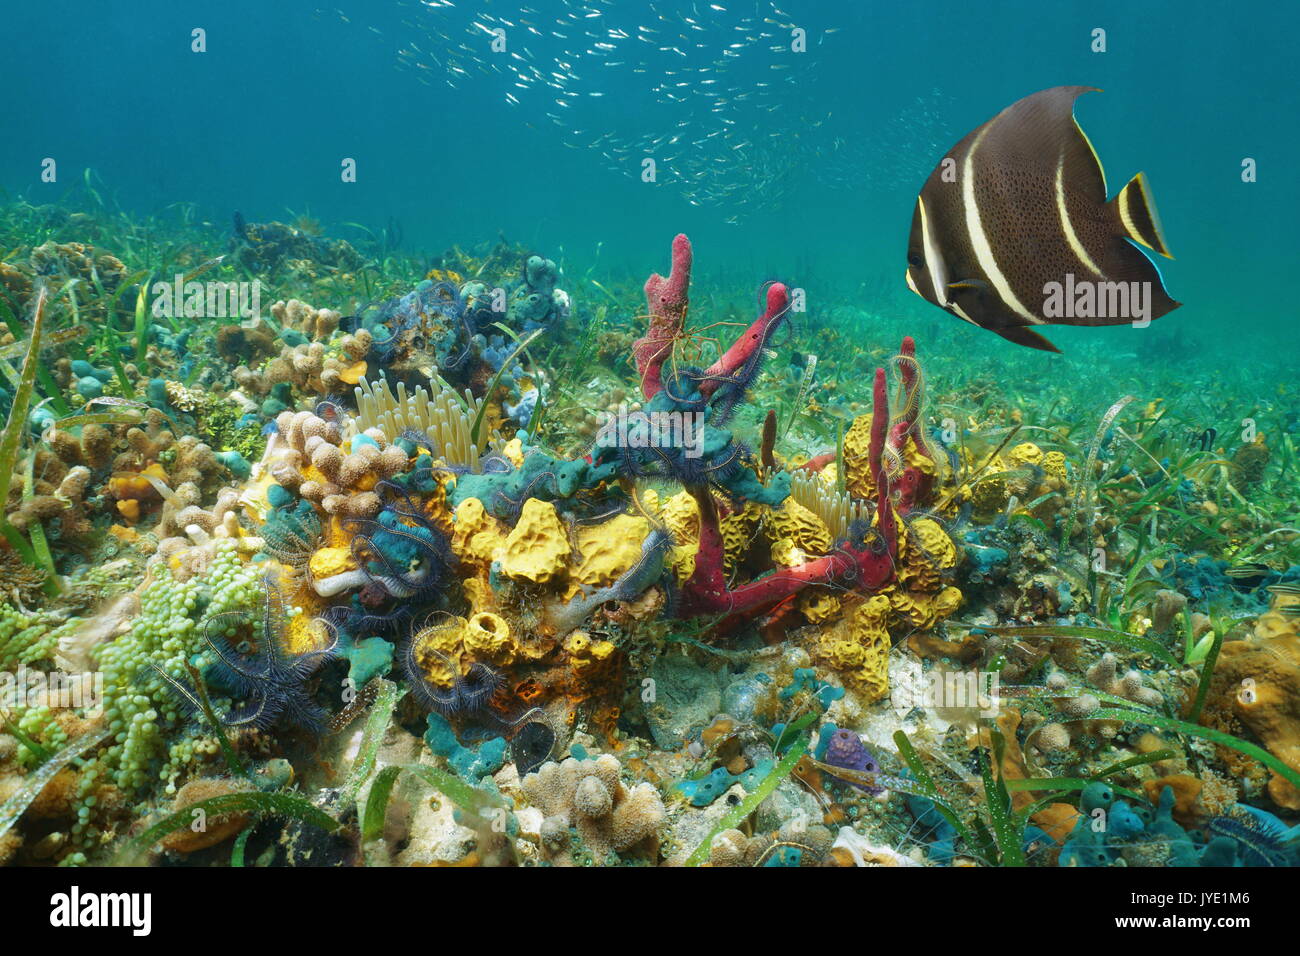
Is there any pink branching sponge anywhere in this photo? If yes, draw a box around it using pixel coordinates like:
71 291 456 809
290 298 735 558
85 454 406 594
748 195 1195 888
885 335 937 513
697 281 789 401
632 233 693 399
628 233 904 624
674 368 899 620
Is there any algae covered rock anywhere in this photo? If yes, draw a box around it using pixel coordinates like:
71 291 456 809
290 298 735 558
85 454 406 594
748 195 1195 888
646 653 722 749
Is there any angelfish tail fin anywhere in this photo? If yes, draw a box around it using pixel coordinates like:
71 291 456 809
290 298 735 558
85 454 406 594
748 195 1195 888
1112 172 1174 258
994 324 1062 353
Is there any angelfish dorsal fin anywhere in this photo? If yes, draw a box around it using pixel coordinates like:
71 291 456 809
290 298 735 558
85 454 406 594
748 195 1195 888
981 86 1108 204
1111 172 1174 258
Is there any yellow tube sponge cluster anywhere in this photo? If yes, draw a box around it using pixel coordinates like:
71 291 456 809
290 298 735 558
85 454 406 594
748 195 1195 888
897 517 958 592
659 490 699 542
451 496 509 570
799 590 841 624
961 440 1072 521
308 545 356 580
658 490 700 581
284 610 338 656
766 497 833 567
887 586 963 630
1007 441 1043 468
1042 450 1068 480
408 611 530 688
843 407 943 500
571 513 653 590
719 503 763 574
565 629 619 680
463 611 516 667
816 595 893 702
808 509 962 697
500 498 571 585
408 617 467 687
841 411 879 500
502 437 525 468
965 448 1011 515
717 498 835 574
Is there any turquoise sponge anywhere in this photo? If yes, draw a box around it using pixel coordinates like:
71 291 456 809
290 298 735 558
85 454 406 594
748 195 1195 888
424 713 507 781
336 633 394 686
676 759 775 807
779 668 844 709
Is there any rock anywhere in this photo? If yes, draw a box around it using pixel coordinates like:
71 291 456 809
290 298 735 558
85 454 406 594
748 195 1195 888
646 653 721 749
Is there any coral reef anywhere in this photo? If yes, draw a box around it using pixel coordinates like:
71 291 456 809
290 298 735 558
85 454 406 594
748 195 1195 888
0 206 1295 877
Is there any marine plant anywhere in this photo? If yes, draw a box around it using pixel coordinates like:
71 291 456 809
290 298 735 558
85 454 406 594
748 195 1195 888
155 575 338 735
0 286 61 591
120 790 341 864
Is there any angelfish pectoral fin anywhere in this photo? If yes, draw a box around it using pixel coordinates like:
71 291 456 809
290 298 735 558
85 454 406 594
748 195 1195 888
947 278 987 291
994 324 1062 353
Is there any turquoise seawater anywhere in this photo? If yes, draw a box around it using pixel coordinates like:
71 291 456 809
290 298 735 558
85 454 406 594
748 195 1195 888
3 0 1295 361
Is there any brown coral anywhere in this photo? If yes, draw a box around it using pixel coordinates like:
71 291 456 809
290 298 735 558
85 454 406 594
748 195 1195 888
270 298 341 341
521 754 665 865
1205 592 1300 808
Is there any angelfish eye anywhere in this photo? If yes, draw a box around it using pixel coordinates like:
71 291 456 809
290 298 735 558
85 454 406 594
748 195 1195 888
907 253 923 268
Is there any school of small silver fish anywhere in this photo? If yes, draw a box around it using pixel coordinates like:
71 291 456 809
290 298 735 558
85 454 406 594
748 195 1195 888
318 1 953 216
